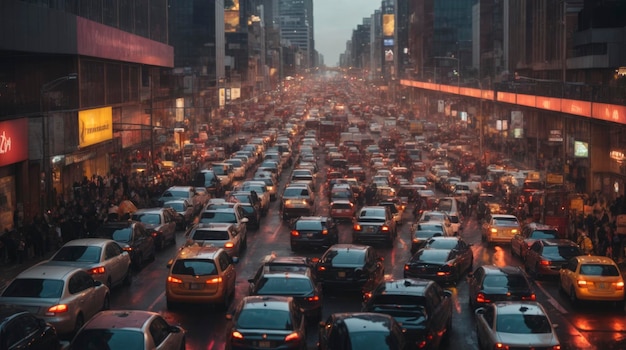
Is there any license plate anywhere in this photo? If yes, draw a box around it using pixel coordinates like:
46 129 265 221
189 283 204 290
307 233 314 238
598 282 606 289
337 271 346 278
367 226 376 232
258 341 271 348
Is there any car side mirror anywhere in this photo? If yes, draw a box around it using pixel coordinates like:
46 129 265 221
93 280 103 287
474 307 485 315
232 257 239 264
443 290 453 298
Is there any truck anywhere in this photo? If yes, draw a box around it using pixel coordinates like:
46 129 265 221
409 120 424 136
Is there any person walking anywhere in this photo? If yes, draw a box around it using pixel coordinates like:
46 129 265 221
577 229 594 255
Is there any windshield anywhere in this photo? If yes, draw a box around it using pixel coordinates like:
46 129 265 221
52 246 101 263
71 329 144 349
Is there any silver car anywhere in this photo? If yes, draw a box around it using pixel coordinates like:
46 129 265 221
475 301 560 350
44 238 132 290
185 223 247 258
0 265 110 335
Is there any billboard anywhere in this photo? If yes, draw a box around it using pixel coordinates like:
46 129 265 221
0 118 28 167
510 111 523 138
78 107 113 148
383 14 395 37
384 38 394 46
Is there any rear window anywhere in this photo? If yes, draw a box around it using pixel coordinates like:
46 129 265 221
542 246 581 259
529 230 558 239
172 259 217 276
52 246 102 263
482 274 529 289
2 279 64 298
579 264 620 276
71 329 144 349
256 277 314 295
496 314 552 334
331 203 353 210
414 249 450 264
236 309 292 330
494 218 519 226
190 229 230 240
323 251 365 265
295 221 324 231
94 227 132 243
200 212 237 224
425 239 458 250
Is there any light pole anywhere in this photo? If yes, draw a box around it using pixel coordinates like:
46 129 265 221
40 73 77 213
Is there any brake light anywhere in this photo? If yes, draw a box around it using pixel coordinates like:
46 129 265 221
521 293 536 301
291 230 300 236
231 331 244 339
511 229 518 234
490 228 498 233
167 276 183 284
46 304 68 315
412 238 419 243
306 295 320 302
577 280 588 287
495 343 510 349
284 332 300 342
322 229 328 235
206 277 223 284
381 225 390 232
476 293 490 303
353 224 362 231
615 281 624 290
317 266 326 271
540 260 551 266
151 231 158 237
123 247 133 252
88 266 106 275
404 265 410 271
224 242 235 248
551 346 561 350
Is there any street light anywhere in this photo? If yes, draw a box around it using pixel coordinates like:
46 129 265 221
40 73 78 213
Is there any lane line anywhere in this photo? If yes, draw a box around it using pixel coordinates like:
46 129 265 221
149 291 165 311
534 281 568 314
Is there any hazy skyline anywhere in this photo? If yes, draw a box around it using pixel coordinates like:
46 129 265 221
313 0 382 66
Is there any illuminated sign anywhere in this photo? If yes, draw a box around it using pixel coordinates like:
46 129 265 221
610 150 625 162
384 38 394 46
0 118 28 167
574 140 588 158
78 107 113 148
383 14 395 37
548 129 563 142
385 49 394 62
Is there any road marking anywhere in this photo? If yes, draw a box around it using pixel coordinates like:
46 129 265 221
534 281 568 314
149 291 165 311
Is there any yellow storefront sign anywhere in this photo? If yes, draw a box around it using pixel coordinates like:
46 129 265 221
78 107 113 148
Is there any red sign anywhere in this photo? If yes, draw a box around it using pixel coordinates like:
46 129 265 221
0 118 28 167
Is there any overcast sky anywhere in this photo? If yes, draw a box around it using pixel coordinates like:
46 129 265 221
314 0 382 67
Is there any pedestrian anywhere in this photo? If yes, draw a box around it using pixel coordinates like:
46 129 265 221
576 229 594 255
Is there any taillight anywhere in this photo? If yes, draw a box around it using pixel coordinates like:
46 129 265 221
437 265 452 276
151 231 158 237
404 264 410 271
317 266 326 271
494 343 510 349
322 229 328 235
540 260 551 266
577 280 588 288
231 331 244 339
284 332 300 342
353 224 362 231
490 228 498 233
46 304 68 315
306 295 320 302
521 293 536 301
123 247 133 252
551 346 561 350
206 277 223 284
224 242 235 248
381 225 390 232
291 230 300 236
88 266 106 275
167 276 183 284
615 281 624 290
511 229 518 234
476 292 490 303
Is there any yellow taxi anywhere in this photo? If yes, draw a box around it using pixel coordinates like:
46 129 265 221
165 245 237 310
559 255 624 305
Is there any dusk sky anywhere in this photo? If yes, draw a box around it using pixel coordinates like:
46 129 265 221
314 0 382 66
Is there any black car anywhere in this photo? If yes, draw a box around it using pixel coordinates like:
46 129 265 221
410 228 443 254
524 239 583 279
403 248 473 285
0 306 62 350
352 206 397 247
290 216 339 251
227 191 262 229
362 278 453 350
467 265 536 310
315 244 384 294
247 271 322 321
226 296 306 350
318 312 408 350
89 221 156 269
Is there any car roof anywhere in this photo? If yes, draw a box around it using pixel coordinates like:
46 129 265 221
133 208 166 214
327 244 369 252
492 301 546 316
538 239 578 246
193 223 234 230
59 238 116 247
333 313 395 333
174 245 222 260
260 272 312 280
81 310 159 330
491 214 518 220
574 255 619 265
167 186 193 191
241 296 293 310
481 265 525 275
296 216 328 221
374 278 431 296
18 264 84 279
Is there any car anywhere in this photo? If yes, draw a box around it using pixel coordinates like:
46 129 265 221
184 223 247 258
409 227 443 254
226 296 306 350
68 310 186 350
404 247 473 285
436 197 462 234
467 265 536 310
511 223 559 260
317 312 408 350
481 214 521 245
474 302 560 350
329 184 355 204
315 244 384 294
225 158 246 179
0 265 110 336
329 200 357 221
524 239 582 279
0 306 62 350
290 168 316 190
198 202 249 239
163 199 196 230
44 238 132 290
559 255 625 306
240 181 270 215
377 198 405 225
131 207 178 250
165 245 237 310
416 210 454 236
281 184 315 220
252 172 278 201
226 191 262 230
290 216 339 251
157 186 203 212
362 278 453 349
211 162 235 190
89 221 156 270
352 206 397 247
250 254 316 280
193 170 223 197
247 270 322 321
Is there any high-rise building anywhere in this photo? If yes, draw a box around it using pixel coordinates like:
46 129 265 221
278 0 314 69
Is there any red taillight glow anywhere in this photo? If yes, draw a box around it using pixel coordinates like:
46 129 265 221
615 281 624 290
231 331 244 339
577 280 588 287
284 332 300 342
353 224 362 231
540 260 551 266
123 247 133 252
46 304 68 315
306 295 320 302
322 229 328 235
476 293 490 303
291 230 300 236
88 266 106 275
404 265 410 271
495 343 509 349
206 277 223 284
224 242 235 248
381 225 390 232
521 294 536 301
167 276 183 284
151 232 158 237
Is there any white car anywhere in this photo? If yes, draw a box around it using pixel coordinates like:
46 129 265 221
475 301 560 350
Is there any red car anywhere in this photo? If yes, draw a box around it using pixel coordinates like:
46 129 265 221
329 200 357 221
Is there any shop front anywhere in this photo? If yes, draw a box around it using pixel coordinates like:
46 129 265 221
0 118 29 231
